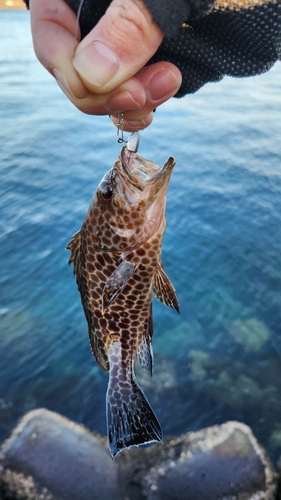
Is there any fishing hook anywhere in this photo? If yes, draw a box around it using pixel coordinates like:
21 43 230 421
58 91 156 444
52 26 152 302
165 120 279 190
117 112 127 144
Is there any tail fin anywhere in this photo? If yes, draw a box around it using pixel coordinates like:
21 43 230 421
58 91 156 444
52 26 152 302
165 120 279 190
106 341 162 458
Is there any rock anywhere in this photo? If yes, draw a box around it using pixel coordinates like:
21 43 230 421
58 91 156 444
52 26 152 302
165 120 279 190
0 411 277 500
226 318 270 352
276 457 281 500
117 421 277 500
0 409 121 500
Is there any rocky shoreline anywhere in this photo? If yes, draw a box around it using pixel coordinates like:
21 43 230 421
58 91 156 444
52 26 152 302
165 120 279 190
0 1 26 9
0 409 280 500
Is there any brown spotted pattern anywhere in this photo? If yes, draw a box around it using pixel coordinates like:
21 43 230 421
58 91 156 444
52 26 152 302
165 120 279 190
67 147 178 456
81 221 164 371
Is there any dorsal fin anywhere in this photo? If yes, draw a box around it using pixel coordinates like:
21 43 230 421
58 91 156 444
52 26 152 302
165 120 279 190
153 261 180 313
88 319 109 371
66 230 82 275
67 230 109 371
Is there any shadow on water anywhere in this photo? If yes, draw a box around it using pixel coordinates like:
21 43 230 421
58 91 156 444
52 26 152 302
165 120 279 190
1 10 281 464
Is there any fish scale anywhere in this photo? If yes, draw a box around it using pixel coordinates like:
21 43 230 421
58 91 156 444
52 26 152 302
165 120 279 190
67 132 179 457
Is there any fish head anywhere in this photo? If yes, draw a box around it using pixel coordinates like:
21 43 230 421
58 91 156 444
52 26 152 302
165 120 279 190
91 144 176 253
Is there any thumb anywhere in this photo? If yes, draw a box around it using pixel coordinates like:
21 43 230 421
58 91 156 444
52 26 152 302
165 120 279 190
73 0 164 93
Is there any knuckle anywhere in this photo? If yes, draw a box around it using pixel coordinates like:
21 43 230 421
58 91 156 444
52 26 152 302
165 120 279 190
107 0 155 54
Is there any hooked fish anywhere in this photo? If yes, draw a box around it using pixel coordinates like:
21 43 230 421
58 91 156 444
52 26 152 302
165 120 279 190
67 132 179 457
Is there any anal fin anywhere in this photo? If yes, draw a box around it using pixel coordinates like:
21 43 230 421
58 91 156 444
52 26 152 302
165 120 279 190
137 305 154 376
153 261 180 313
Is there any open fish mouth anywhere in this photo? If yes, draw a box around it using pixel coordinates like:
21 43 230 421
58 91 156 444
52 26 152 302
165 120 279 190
120 131 175 191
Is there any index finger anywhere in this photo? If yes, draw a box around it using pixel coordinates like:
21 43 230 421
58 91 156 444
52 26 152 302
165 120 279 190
73 0 164 93
30 0 88 99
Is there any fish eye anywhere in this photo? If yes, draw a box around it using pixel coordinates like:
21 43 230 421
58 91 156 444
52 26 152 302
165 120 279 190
98 181 114 203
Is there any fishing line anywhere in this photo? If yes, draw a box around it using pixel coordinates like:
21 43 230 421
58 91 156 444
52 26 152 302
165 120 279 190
75 0 85 41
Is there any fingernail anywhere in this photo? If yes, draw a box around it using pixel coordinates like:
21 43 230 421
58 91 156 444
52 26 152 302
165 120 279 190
73 41 119 89
53 68 76 99
147 69 180 102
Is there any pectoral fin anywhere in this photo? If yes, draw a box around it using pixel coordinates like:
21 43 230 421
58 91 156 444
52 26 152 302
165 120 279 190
153 262 180 313
102 260 135 314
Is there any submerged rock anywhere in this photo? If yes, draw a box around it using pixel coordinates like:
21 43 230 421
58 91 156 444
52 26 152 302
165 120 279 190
0 307 37 345
153 320 205 359
188 349 280 411
226 317 270 352
188 349 210 381
269 430 281 453
0 409 120 500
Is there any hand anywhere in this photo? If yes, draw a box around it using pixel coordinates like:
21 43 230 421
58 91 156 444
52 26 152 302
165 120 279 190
29 0 182 131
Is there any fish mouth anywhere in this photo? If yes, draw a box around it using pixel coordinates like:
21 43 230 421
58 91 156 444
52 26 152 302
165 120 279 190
119 132 176 191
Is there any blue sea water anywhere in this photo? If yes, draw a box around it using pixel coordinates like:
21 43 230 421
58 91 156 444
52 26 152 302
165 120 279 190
1 10 281 461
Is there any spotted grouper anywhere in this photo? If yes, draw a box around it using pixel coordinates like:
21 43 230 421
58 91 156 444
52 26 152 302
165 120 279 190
67 132 179 457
